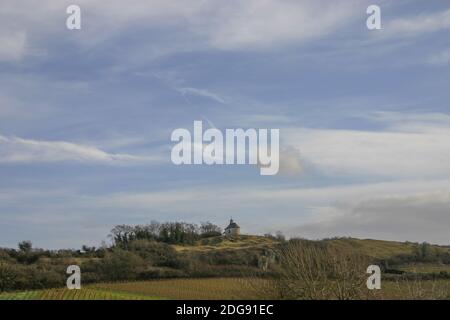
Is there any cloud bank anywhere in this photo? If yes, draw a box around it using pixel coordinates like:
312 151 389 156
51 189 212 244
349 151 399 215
282 112 450 179
291 190 450 245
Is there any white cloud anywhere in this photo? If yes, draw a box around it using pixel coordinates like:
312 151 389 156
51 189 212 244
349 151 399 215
0 134 157 164
2 0 448 65
200 0 361 50
382 8 450 38
282 112 450 179
4 0 448 67
85 0 363 50
0 0 365 59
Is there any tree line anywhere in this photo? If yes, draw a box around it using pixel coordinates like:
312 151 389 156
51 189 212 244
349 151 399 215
109 221 222 248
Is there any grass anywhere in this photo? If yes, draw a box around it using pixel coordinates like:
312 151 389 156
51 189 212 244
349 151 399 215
326 238 422 259
175 235 450 259
397 263 450 274
379 279 450 300
173 235 278 252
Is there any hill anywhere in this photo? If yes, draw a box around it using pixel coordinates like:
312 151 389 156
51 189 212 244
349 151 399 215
174 234 450 258
1 234 449 296
174 235 450 276
325 238 447 259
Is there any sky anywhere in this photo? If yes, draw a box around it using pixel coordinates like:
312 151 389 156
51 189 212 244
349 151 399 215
0 0 449 249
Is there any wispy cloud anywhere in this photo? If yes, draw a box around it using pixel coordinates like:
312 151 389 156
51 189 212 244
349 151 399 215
0 0 365 58
0 135 159 164
382 8 450 38
152 71 227 104
176 87 226 104
202 0 362 50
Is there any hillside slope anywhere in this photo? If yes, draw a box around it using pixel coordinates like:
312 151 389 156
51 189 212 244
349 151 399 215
175 234 450 259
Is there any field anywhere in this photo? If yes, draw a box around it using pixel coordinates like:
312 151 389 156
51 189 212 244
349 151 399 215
93 278 257 300
1 277 449 300
0 287 157 300
0 278 256 300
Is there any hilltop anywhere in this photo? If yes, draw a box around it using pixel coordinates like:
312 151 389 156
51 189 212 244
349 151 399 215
173 234 279 252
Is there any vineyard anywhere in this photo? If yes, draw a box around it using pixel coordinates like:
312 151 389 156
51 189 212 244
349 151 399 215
0 287 156 300
0 277 449 300
93 278 257 300
0 278 258 300
0 278 256 300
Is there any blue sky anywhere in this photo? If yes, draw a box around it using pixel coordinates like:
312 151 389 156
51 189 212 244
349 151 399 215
1 0 450 248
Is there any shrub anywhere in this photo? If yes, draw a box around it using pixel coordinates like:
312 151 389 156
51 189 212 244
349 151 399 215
101 249 145 281
128 240 180 267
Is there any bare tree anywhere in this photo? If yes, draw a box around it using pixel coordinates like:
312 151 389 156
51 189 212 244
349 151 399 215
246 240 375 300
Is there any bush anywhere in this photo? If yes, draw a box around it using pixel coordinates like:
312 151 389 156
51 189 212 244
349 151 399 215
128 240 180 267
0 263 19 292
101 249 145 281
139 268 187 279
